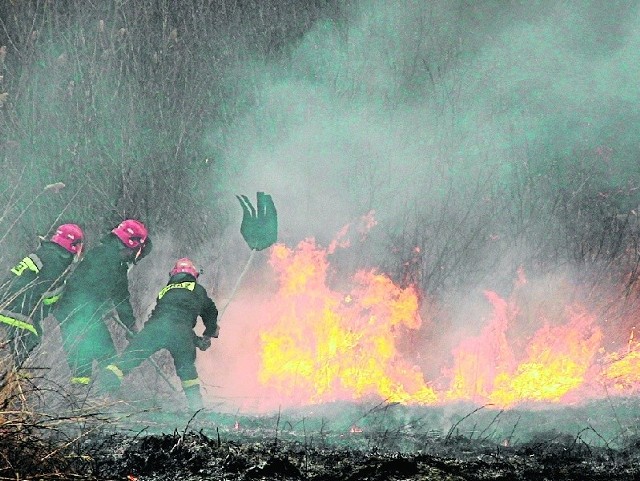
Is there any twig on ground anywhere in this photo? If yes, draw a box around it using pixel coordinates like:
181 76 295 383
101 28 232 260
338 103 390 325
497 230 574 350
445 405 488 443
479 409 504 442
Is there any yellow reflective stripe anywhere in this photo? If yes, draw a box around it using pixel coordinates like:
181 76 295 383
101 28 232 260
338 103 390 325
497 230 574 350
10 256 40 276
22 256 39 273
0 309 31 323
43 285 64 305
158 281 196 300
0 314 37 335
43 294 61 305
106 364 124 380
181 378 200 388
71 377 91 385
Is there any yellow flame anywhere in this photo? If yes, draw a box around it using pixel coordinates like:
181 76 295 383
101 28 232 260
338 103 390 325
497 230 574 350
259 240 437 405
254 234 640 408
489 310 602 406
444 294 603 407
603 340 640 392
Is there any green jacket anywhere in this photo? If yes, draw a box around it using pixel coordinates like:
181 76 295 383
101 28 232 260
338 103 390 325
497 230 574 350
150 272 219 337
53 233 137 332
0 241 74 335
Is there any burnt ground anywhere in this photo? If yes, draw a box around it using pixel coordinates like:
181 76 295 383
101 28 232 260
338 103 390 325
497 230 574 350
3 394 640 481
91 429 640 481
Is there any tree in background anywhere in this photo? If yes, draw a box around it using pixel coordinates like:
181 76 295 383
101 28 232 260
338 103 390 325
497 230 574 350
0 0 639 301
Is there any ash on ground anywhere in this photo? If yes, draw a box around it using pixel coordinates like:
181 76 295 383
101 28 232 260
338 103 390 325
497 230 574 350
3 392 640 480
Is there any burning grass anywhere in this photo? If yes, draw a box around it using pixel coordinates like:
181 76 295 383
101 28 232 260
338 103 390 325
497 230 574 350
206 232 640 414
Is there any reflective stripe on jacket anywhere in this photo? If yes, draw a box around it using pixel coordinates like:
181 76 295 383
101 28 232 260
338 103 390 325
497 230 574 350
10 254 43 276
0 309 37 335
42 285 64 305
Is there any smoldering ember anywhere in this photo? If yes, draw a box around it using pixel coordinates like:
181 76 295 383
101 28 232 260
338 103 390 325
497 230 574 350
2 1 640 480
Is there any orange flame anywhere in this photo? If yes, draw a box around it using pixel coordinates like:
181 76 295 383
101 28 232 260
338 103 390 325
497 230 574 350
602 328 640 393
444 291 516 403
259 238 437 405
444 291 603 407
489 305 602 406
208 216 640 411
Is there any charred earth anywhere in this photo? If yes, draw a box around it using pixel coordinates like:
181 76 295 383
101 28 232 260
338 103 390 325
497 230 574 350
2 393 640 481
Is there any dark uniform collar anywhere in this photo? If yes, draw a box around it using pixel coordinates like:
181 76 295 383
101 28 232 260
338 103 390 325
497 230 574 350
169 273 197 283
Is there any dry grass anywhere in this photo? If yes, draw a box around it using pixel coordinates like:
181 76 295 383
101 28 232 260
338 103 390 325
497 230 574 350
0 352 117 479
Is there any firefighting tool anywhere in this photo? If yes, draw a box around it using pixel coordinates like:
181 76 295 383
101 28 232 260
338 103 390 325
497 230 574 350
237 192 278 251
218 192 278 319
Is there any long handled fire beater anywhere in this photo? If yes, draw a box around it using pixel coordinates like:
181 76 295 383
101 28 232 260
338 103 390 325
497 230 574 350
218 191 278 318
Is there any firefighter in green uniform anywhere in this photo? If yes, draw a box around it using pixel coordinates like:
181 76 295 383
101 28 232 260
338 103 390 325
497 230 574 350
103 257 219 411
52 219 150 386
0 223 84 368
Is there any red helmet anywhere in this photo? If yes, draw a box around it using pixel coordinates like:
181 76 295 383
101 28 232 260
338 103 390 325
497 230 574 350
170 258 199 278
51 223 84 254
111 219 148 249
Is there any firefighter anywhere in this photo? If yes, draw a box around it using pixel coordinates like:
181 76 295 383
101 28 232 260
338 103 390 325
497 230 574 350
102 257 219 411
0 223 84 368
52 219 150 387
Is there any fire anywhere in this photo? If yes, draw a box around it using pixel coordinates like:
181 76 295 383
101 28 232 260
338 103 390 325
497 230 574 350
444 291 516 403
231 218 640 410
259 238 437 405
444 292 603 407
602 331 640 393
488 305 602 406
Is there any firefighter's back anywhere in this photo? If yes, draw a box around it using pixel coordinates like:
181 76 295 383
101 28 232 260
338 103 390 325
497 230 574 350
148 272 207 330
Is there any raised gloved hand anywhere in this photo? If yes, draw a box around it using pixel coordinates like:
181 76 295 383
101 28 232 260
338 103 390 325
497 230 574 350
195 336 212 351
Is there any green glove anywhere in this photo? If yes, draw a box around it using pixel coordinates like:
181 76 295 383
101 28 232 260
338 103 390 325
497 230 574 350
236 192 278 251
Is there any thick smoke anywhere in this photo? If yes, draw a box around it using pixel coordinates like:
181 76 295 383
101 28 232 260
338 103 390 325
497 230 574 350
211 0 640 250
199 0 640 412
